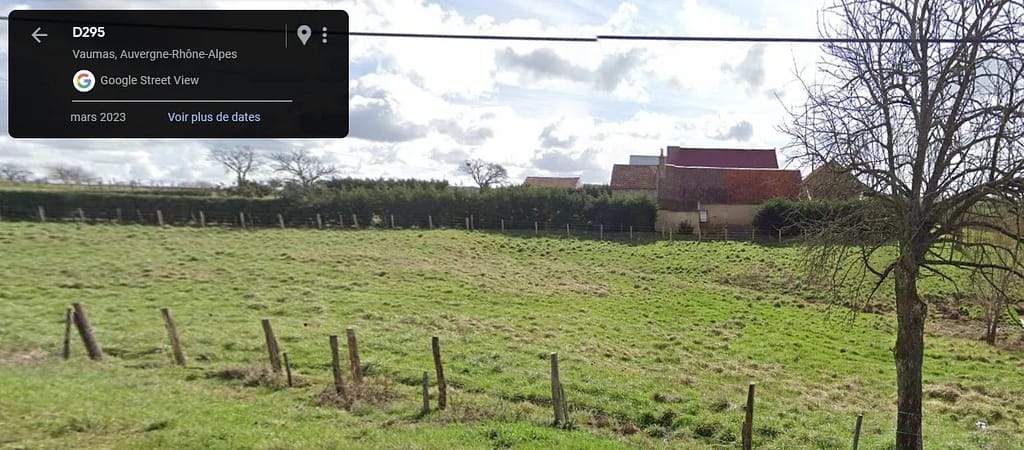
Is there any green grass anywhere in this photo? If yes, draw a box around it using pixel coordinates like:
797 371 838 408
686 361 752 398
0 223 1021 449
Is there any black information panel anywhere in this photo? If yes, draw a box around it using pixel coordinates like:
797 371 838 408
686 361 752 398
9 10 348 138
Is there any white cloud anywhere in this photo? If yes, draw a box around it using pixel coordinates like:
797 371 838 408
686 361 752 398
0 0 829 185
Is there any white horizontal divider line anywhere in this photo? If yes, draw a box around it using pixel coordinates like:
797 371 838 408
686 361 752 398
71 99 293 103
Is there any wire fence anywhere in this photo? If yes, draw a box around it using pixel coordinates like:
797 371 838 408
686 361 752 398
0 204 795 244
54 303 892 450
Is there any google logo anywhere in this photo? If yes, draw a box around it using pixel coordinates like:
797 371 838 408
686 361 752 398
73 70 95 92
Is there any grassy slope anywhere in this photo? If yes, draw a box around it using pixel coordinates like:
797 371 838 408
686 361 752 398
0 223 1021 449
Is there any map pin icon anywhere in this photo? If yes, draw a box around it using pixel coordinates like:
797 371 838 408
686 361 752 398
297 25 311 46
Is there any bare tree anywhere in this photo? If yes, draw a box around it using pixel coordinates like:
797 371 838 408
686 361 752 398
269 149 337 187
0 163 31 182
965 224 1024 345
781 1 1024 448
460 158 507 189
47 165 98 184
208 146 262 187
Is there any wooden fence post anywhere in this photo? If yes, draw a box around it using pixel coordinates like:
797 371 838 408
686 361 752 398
421 371 430 414
599 224 603 240
565 223 570 238
853 414 863 450
72 303 103 361
239 212 246 229
156 210 165 227
352 214 359 228
261 319 282 372
742 382 756 450
37 206 46 222
550 352 564 424
390 214 395 229
62 307 73 360
629 225 634 240
77 208 86 222
115 208 123 224
278 214 285 229
338 214 345 228
329 335 346 396
465 217 470 231
724 227 729 242
470 215 474 230
428 215 434 230
669 227 673 242
199 211 206 228
501 219 505 233
316 214 323 230
534 221 539 235
778 229 783 243
751 229 756 242
160 308 186 366
432 336 447 410
283 352 293 387
346 327 363 385
136 209 144 224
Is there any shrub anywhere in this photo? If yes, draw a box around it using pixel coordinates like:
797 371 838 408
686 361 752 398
753 198 865 236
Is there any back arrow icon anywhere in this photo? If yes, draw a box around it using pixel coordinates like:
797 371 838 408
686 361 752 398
31 27 48 43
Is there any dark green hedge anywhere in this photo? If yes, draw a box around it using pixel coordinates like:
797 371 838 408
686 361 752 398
0 186 657 230
753 198 866 236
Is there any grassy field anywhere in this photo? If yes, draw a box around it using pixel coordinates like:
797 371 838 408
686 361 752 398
0 223 1021 449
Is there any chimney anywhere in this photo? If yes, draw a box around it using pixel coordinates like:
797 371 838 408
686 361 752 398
656 148 665 206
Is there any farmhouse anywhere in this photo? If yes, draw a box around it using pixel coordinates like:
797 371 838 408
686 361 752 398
610 164 658 200
523 176 583 189
801 161 871 201
611 147 802 233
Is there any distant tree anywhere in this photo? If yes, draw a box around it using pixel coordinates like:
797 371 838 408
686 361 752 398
0 163 31 182
209 146 262 189
966 232 1023 345
460 159 507 189
270 149 338 188
47 165 97 184
780 1 1024 448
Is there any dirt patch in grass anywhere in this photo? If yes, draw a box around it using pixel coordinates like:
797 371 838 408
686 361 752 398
202 365 301 388
318 376 398 411
0 348 48 366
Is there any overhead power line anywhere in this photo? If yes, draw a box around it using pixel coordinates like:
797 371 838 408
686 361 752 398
351 31 1024 44
3 16 1023 44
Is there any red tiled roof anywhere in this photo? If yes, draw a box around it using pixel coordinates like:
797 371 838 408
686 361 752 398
666 146 779 169
610 165 658 190
658 166 801 210
802 162 871 200
523 176 582 188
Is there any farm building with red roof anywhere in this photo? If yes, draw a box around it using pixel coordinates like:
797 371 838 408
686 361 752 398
610 147 802 233
665 146 779 169
610 164 658 200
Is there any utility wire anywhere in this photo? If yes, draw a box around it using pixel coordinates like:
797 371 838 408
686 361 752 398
2 15 1023 44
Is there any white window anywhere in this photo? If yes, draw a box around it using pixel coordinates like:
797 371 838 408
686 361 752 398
699 210 709 223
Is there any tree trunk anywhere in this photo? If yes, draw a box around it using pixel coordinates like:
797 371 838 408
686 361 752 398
894 262 926 450
985 307 998 345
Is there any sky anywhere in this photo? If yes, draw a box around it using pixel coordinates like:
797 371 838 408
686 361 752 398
0 0 826 187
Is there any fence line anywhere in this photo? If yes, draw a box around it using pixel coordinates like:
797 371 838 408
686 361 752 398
55 303 881 448
0 205 797 243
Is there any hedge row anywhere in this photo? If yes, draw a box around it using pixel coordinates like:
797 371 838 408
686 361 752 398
0 186 657 229
753 198 867 236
